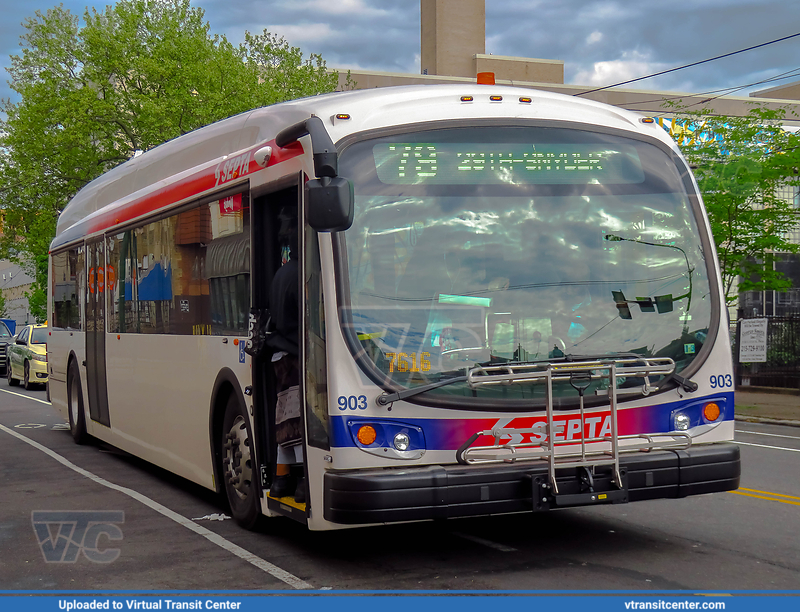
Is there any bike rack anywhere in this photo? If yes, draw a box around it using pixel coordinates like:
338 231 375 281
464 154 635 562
456 357 691 496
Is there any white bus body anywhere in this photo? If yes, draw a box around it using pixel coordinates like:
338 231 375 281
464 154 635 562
48 85 739 530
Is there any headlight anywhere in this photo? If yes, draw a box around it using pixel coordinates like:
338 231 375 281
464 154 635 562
393 432 410 451
674 413 690 431
31 353 47 363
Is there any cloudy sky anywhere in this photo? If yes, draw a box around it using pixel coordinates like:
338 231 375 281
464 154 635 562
2 0 800 102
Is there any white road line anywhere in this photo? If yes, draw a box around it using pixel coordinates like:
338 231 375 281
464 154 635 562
452 531 517 552
737 441 800 454
736 429 800 441
1 388 52 405
0 422 312 589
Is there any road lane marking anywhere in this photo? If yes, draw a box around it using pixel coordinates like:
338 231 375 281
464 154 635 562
731 490 800 507
736 429 800 441
739 487 800 501
1 388 52 405
0 422 312 589
736 441 800 453
452 531 517 552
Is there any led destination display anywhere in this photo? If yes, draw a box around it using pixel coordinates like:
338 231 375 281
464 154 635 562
373 142 645 185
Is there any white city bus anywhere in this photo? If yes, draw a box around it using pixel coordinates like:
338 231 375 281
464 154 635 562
48 84 739 530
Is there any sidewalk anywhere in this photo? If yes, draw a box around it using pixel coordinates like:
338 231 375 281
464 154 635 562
734 388 800 426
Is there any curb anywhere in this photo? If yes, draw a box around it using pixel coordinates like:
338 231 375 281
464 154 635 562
734 415 800 428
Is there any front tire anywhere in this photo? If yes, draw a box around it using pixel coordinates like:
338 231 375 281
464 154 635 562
7 360 19 386
220 394 261 530
67 359 89 444
23 361 34 390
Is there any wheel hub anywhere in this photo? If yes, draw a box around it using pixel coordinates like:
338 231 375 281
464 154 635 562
223 416 252 499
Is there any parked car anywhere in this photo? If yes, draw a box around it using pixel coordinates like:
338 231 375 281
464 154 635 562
0 320 12 377
7 324 49 389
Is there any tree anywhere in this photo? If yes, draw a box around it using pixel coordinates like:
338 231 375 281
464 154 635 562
671 105 800 306
0 0 342 322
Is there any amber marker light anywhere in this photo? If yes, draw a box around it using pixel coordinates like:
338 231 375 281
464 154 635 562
519 97 532 104
489 95 503 101
704 402 721 421
641 117 655 124
335 113 351 120
233 338 239 345
357 425 377 445
460 95 474 102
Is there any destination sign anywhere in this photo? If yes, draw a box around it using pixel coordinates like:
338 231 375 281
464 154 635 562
373 143 645 185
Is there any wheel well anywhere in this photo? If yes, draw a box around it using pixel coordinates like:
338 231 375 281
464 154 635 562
209 369 248 495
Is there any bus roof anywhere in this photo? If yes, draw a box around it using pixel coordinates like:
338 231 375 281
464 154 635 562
53 84 676 249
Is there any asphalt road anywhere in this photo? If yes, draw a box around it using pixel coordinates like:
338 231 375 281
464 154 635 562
1 384 798 592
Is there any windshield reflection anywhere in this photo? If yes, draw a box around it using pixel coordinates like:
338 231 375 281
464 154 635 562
339 128 713 403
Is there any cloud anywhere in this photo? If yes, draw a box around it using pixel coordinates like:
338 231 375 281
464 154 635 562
268 23 335 45
289 0 389 17
572 50 667 87
586 31 603 45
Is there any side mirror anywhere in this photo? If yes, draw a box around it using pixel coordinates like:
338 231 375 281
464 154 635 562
306 177 354 232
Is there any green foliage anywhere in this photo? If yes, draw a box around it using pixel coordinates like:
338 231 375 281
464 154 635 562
0 0 341 316
670 105 800 305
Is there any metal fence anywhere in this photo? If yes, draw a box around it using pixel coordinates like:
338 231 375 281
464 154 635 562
734 313 800 390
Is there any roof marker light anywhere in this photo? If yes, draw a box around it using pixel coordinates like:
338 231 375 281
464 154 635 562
519 96 532 104
489 95 503 102
460 95 474 102
335 113 351 120
641 117 655 124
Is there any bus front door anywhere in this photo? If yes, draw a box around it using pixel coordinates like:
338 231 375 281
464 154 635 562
85 238 111 427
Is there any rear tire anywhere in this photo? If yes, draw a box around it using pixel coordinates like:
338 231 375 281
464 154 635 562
220 394 261 530
7 360 19 386
67 359 89 444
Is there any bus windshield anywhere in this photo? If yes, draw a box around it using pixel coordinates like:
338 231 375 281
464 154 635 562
338 126 713 403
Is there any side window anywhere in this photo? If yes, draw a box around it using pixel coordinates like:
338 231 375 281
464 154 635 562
18 327 29 344
107 231 137 333
206 192 250 336
51 247 84 330
105 191 249 336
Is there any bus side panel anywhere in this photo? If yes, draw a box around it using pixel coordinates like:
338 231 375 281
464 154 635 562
104 334 248 490
47 330 83 422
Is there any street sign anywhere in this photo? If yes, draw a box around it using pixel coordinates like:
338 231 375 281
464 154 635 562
739 318 768 363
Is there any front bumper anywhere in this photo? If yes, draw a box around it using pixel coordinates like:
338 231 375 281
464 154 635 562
323 443 740 524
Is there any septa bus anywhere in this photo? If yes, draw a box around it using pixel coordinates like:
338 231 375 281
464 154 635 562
47 84 739 530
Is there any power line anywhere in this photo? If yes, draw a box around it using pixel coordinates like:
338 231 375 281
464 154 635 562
574 31 800 97
620 66 800 109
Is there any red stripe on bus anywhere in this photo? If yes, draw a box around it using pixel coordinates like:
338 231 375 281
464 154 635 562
85 139 304 236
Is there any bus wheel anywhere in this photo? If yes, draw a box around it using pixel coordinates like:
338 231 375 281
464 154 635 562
221 394 260 529
7 360 19 386
67 360 89 444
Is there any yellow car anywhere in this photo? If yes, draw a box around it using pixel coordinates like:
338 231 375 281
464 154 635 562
7 324 49 390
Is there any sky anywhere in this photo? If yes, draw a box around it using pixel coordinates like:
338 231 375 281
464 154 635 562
2 0 800 103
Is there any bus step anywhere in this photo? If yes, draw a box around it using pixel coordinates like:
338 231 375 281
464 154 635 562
266 493 308 524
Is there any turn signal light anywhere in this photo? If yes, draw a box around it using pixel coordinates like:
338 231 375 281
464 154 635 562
703 402 721 421
357 425 377 445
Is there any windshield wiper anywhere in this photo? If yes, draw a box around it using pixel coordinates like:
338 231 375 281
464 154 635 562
376 373 468 406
